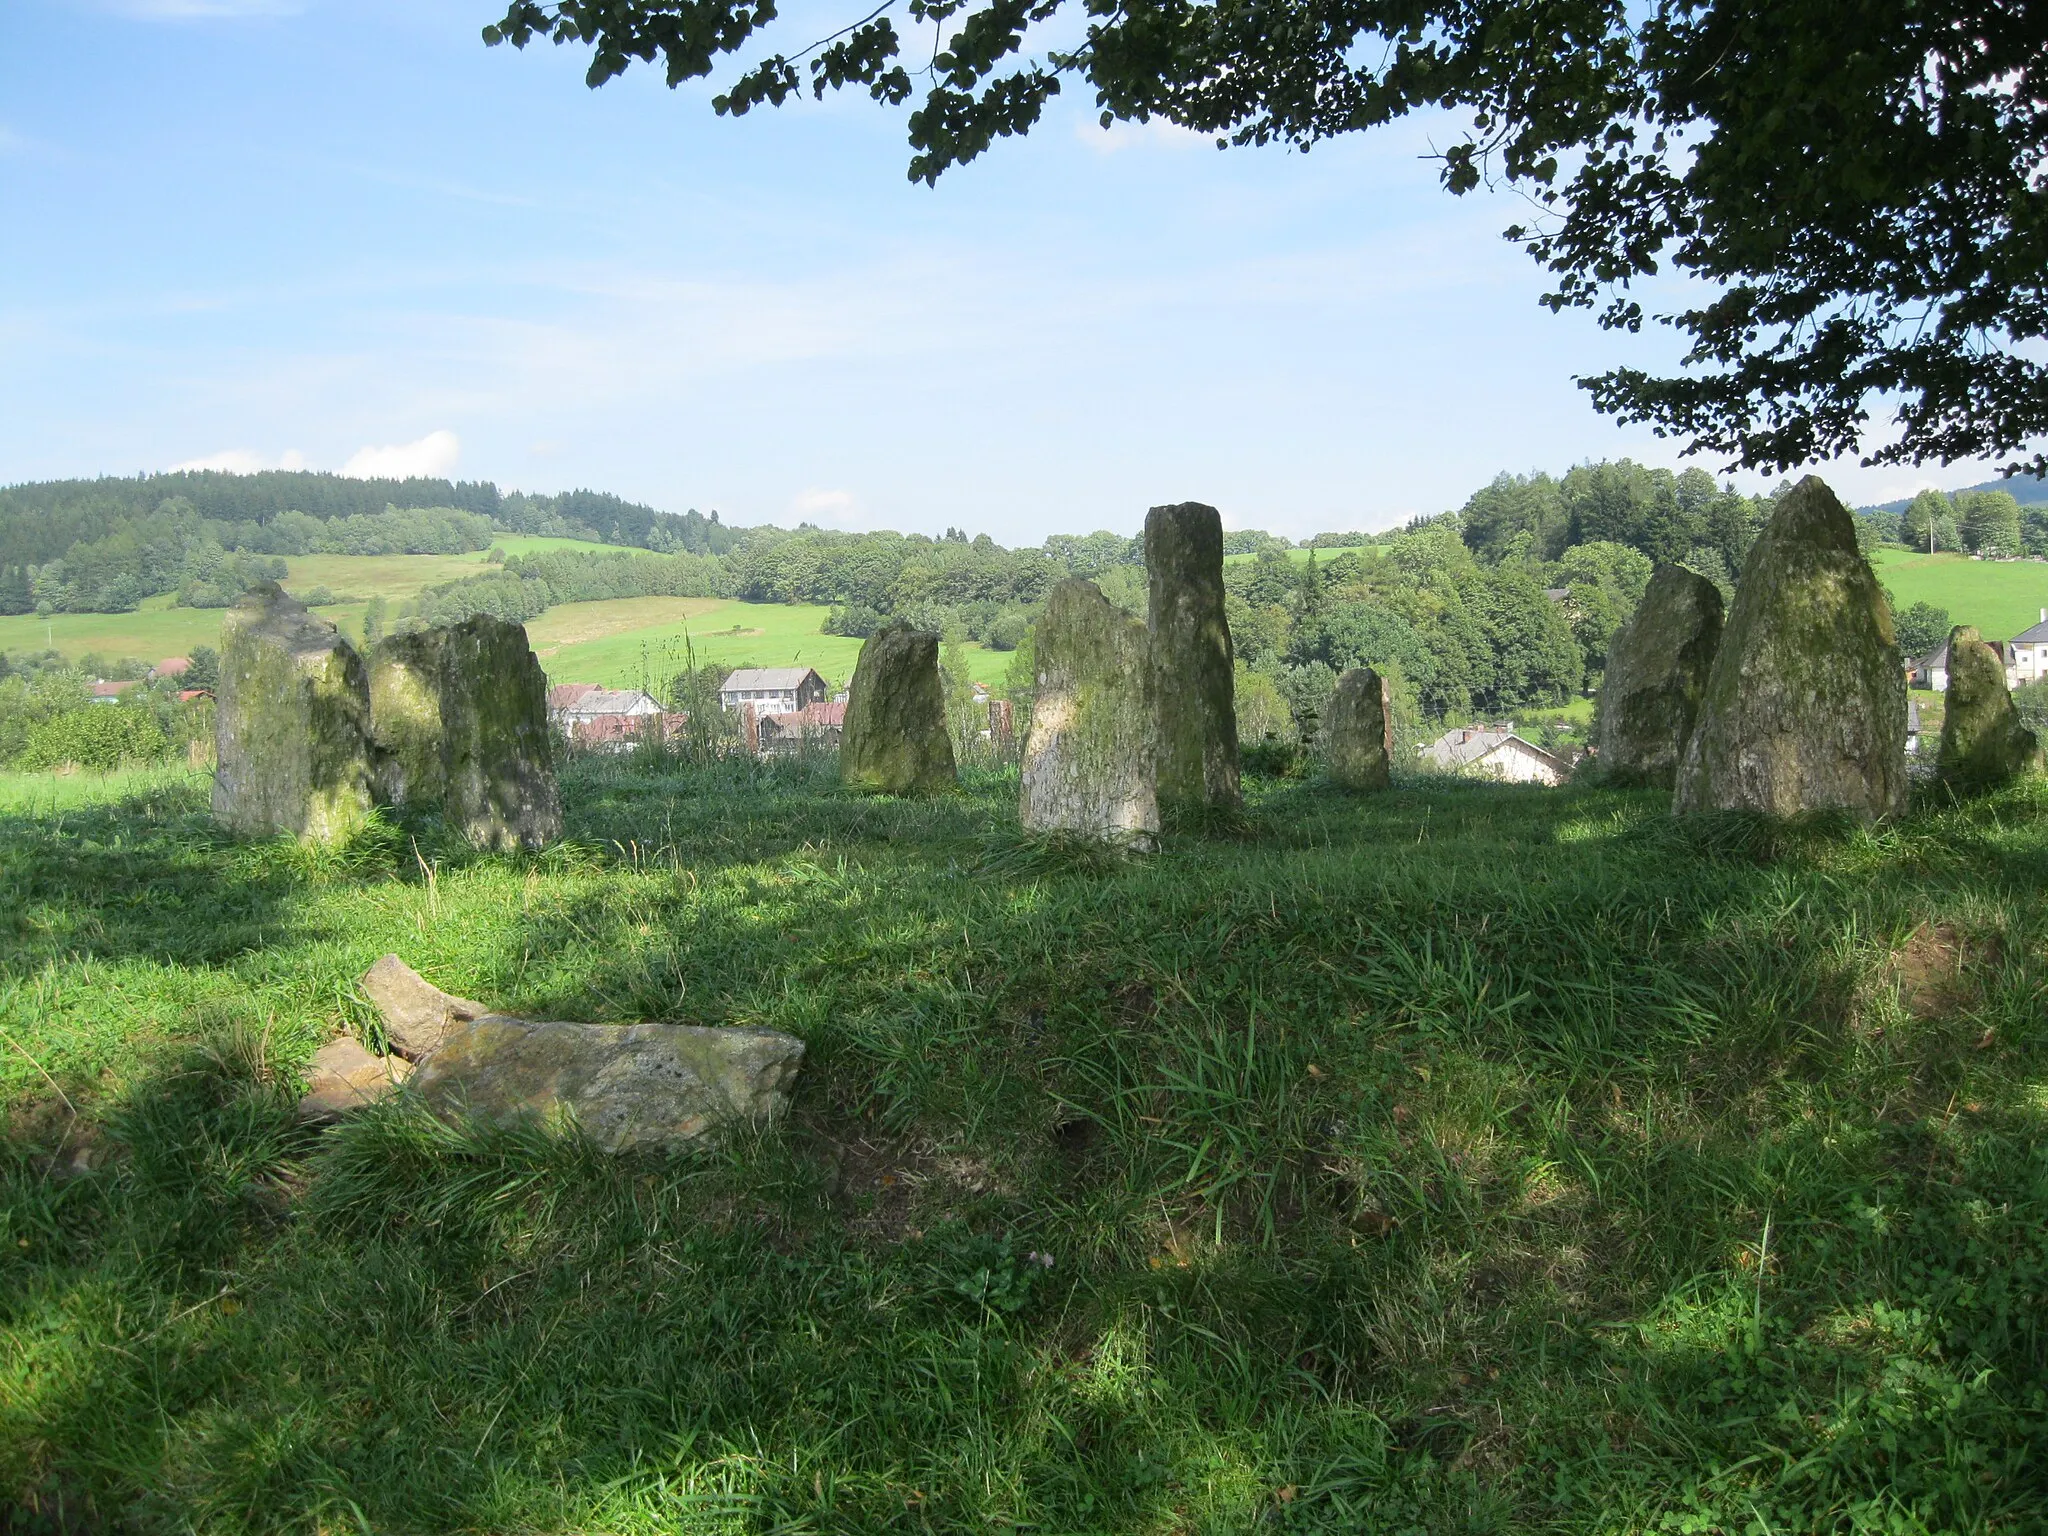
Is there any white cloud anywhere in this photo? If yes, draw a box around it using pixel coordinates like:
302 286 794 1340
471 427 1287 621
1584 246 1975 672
1076 116 1209 155
170 446 307 472
342 430 460 479
790 488 863 526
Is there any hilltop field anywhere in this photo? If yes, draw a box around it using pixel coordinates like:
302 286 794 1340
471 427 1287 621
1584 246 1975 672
2 758 2045 1532
0 536 1012 691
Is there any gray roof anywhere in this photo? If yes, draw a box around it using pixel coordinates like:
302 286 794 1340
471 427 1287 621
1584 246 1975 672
2013 614 2048 644
551 686 658 715
1420 727 1569 773
721 667 820 692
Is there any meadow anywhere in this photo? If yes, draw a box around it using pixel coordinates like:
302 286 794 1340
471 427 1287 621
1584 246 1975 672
2 759 2043 1533
1872 548 2048 643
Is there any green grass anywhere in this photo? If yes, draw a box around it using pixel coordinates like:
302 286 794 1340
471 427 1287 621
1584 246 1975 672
3 759 2045 1532
1873 547 2048 642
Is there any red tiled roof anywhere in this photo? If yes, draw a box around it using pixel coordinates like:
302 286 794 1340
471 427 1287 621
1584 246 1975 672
151 656 192 678
90 680 139 698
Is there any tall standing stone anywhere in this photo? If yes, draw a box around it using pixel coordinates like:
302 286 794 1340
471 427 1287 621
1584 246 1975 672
1937 625 2045 790
367 615 561 850
840 623 956 795
1325 667 1393 791
1146 502 1241 809
1020 578 1158 847
1674 477 1908 819
1594 564 1726 788
214 581 376 843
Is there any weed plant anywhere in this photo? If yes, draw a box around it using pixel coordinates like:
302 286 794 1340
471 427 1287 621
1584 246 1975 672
1 756 2045 1532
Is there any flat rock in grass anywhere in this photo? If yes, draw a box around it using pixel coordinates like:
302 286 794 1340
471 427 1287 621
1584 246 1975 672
297 1038 412 1123
1020 577 1158 847
1325 666 1393 791
360 953 489 1060
1146 501 1240 809
367 615 561 850
213 581 377 843
408 1016 805 1152
1675 476 1908 819
840 622 957 795
1937 625 2046 790
1595 563 1725 788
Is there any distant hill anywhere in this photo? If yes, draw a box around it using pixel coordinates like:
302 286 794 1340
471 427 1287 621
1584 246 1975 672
1863 473 2048 515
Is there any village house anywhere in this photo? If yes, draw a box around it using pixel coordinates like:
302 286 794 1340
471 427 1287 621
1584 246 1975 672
88 680 139 704
546 683 665 749
719 667 828 715
755 699 846 756
2012 610 2048 685
1911 635 2019 692
1419 725 1573 787
147 657 191 683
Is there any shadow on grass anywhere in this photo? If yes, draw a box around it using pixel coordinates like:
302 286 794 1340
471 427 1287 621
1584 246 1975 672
1 761 2045 1530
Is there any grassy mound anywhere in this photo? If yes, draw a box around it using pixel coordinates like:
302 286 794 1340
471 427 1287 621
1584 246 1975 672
2 761 2044 1532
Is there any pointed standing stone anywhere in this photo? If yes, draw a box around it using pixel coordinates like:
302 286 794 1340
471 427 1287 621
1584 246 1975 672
1936 626 2045 790
1020 578 1158 847
1594 564 1726 788
367 615 561 850
840 622 956 794
1325 667 1394 791
213 581 376 843
1146 501 1241 809
1674 477 1908 819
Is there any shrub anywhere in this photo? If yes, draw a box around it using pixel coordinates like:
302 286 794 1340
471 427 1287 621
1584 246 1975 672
18 705 171 770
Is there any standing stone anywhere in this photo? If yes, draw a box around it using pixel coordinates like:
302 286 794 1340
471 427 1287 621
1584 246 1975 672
1594 564 1726 788
1146 501 1241 808
1325 667 1393 791
1674 477 1908 819
214 581 376 843
367 615 561 850
1937 626 2045 790
840 623 956 794
1020 578 1158 847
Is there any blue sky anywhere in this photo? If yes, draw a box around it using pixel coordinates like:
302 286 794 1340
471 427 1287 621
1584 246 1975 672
0 0 2010 542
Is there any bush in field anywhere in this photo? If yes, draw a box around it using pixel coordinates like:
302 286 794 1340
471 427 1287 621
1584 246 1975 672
18 705 171 770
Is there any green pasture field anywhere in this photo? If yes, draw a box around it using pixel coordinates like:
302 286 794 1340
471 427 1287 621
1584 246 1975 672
1872 547 2048 642
2 759 2044 1533
535 599 1012 691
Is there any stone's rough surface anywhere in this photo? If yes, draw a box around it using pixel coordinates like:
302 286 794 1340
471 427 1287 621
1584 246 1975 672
297 1038 412 1123
1325 667 1394 791
1020 578 1159 846
367 631 446 809
1146 502 1241 808
409 1016 806 1152
840 623 956 795
1937 626 2046 789
367 616 560 850
213 581 377 842
359 953 488 1060
1595 564 1726 788
1675 477 1909 819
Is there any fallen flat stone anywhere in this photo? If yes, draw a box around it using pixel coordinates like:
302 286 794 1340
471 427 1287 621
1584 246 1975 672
213 581 377 843
297 1038 412 1123
1937 625 2046 790
1595 563 1724 788
840 622 957 795
1147 501 1241 809
1675 477 1908 819
408 1016 805 1152
1020 577 1158 847
360 953 489 1060
1325 666 1393 791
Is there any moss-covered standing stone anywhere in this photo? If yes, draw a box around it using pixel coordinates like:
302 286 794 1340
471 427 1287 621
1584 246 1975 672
1594 564 1725 787
1936 625 2045 790
1674 477 1908 819
213 581 376 843
367 615 561 850
840 623 956 795
1325 667 1393 791
1146 501 1240 808
1020 577 1158 847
